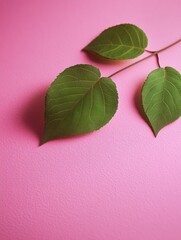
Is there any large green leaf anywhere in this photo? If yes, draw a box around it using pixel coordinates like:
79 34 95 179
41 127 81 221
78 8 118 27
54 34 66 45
42 64 118 143
83 24 148 60
142 67 181 136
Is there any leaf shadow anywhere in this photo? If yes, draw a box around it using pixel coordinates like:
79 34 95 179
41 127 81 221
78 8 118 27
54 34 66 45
133 81 154 136
82 50 130 66
22 86 47 145
21 85 97 146
42 131 96 145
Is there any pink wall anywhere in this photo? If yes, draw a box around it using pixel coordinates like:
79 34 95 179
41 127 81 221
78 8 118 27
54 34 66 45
1 0 181 239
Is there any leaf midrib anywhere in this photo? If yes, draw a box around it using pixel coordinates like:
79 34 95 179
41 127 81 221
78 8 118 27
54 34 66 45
47 76 104 125
86 43 145 51
149 69 180 124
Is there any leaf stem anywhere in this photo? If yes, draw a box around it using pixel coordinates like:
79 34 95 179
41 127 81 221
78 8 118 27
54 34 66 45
145 49 154 53
108 39 181 78
155 53 161 68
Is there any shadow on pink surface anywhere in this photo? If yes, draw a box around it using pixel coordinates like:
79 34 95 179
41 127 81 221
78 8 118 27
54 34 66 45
133 81 154 136
21 86 95 145
22 86 47 144
82 50 130 65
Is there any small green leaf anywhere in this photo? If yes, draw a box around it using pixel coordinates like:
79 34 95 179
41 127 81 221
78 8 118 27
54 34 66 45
142 67 181 136
42 64 118 143
83 23 148 60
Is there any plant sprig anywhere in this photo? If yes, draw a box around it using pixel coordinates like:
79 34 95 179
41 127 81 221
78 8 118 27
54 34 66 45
42 23 181 144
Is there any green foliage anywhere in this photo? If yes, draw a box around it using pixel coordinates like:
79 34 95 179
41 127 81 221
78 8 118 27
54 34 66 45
42 23 180 143
142 67 181 136
83 24 148 60
42 64 118 143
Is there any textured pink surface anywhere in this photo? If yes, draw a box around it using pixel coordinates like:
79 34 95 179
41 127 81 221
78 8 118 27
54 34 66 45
1 0 181 239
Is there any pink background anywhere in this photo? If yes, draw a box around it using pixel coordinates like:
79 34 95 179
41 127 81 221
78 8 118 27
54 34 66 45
1 0 181 239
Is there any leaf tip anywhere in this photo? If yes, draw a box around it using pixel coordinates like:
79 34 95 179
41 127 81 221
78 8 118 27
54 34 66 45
153 131 158 137
153 128 160 137
81 45 89 52
39 135 49 146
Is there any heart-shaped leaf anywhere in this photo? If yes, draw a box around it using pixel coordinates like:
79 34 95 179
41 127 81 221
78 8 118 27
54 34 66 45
83 23 148 60
42 64 118 143
142 67 181 136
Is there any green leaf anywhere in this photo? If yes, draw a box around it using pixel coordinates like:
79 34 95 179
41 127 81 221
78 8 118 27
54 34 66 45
83 23 148 60
142 67 181 136
42 64 118 143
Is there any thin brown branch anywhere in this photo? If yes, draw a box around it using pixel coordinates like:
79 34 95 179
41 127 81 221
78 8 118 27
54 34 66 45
108 39 181 78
